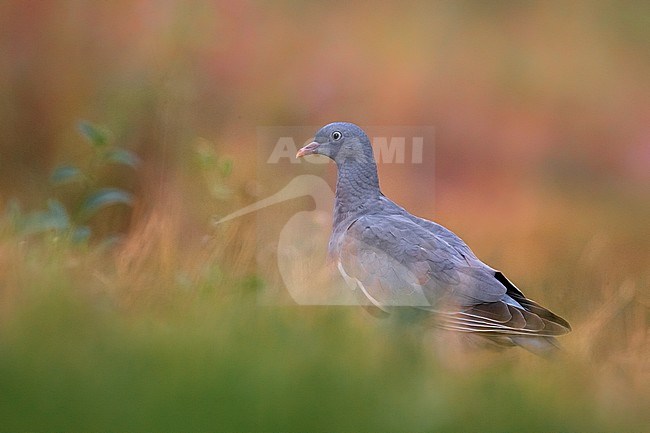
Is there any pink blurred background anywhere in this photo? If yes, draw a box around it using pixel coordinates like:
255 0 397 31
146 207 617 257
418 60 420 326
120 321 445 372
1 1 648 275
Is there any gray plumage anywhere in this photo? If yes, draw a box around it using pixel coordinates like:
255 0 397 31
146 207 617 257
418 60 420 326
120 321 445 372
296 122 571 356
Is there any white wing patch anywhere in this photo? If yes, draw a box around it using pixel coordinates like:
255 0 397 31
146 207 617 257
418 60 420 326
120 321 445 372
356 280 387 311
337 261 356 289
337 260 388 311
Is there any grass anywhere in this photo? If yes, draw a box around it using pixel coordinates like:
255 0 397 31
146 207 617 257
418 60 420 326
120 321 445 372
0 179 648 432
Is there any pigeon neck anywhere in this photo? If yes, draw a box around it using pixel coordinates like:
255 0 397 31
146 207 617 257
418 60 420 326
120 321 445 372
333 159 381 223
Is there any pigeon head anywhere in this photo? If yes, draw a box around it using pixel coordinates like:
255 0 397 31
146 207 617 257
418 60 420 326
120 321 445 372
297 122 375 166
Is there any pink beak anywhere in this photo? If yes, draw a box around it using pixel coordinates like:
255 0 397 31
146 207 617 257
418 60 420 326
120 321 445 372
296 141 320 158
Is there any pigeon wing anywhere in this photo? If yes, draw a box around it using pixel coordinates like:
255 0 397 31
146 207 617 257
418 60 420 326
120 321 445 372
334 214 508 310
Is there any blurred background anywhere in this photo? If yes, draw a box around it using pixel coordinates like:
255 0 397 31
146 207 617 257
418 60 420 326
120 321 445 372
0 1 648 431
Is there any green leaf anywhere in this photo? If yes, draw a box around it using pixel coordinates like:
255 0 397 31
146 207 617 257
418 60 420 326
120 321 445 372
79 188 134 220
105 148 140 168
77 121 108 147
219 158 233 177
195 138 217 168
72 226 92 243
22 199 70 234
51 165 82 185
47 199 69 220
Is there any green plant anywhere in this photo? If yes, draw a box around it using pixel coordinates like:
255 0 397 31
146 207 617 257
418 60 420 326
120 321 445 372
194 137 233 201
8 121 139 242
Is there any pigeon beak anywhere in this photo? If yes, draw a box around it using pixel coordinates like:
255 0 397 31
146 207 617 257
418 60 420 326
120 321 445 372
296 141 320 158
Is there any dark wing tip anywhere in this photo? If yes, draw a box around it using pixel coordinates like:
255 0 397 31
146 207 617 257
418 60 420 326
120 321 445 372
440 300 571 337
493 271 572 332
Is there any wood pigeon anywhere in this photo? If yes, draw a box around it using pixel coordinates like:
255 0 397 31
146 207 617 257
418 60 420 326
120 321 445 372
297 122 571 356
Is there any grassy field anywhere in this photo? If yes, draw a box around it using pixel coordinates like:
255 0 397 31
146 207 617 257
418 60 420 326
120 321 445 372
0 174 648 432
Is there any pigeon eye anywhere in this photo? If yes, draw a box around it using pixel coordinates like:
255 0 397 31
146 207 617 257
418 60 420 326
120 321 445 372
331 131 342 141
